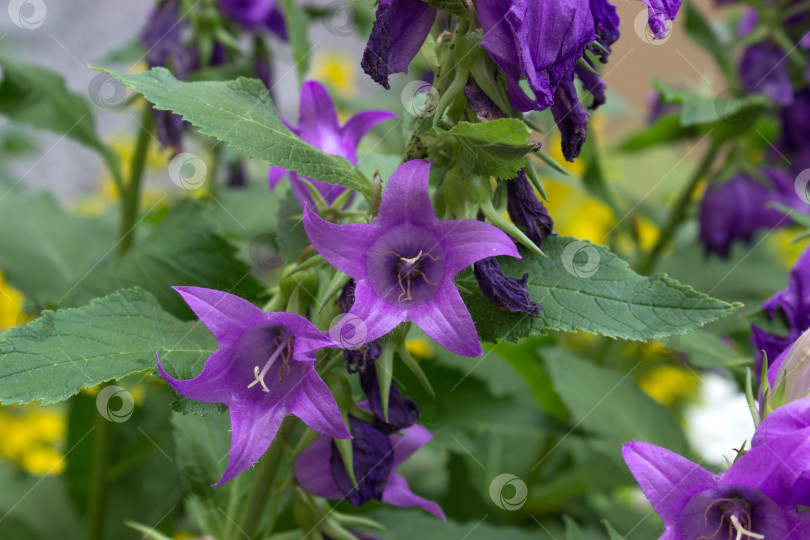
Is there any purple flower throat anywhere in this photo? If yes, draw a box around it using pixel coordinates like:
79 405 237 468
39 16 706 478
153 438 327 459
685 487 768 540
245 327 294 393
370 243 443 305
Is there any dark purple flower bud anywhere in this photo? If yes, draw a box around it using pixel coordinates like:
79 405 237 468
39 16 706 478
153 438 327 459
506 171 555 247
227 162 247 188
464 83 505 121
752 246 810 375
264 6 287 40
153 109 185 154
777 89 810 176
575 62 607 110
330 417 394 506
219 0 274 25
639 0 682 39
473 257 541 315
740 41 794 106
478 0 595 112
698 169 799 258
141 0 184 69
359 363 420 432
361 0 438 89
550 73 589 161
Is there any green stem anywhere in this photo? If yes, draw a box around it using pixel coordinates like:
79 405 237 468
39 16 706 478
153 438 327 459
231 417 298 540
636 143 720 275
86 384 112 540
118 105 154 254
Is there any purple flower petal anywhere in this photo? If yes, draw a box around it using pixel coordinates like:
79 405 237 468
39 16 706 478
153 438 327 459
293 81 342 153
752 397 810 447
330 418 394 506
410 283 482 357
622 441 715 523
215 402 286 486
156 350 231 403
173 286 268 346
741 41 794 106
390 424 433 467
382 473 446 520
639 0 682 39
439 218 520 276
376 159 437 228
346 281 408 343
288 371 351 439
342 110 400 158
294 434 343 499
268 166 288 191
360 0 437 89
551 72 589 161
303 207 376 276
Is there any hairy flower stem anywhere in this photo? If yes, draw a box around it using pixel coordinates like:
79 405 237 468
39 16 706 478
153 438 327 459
118 105 154 254
232 416 299 540
636 143 720 275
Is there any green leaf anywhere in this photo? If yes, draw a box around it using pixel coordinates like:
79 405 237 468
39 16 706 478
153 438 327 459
0 53 122 185
279 0 312 80
674 329 744 369
0 188 117 306
424 119 535 178
620 114 698 151
543 348 689 453
60 199 262 319
104 68 372 197
370 509 556 540
457 236 736 342
654 80 769 130
0 288 215 406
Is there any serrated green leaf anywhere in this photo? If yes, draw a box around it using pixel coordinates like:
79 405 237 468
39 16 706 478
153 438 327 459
424 119 535 179
104 68 371 197
0 288 215 406
0 53 122 185
457 236 736 342
59 199 262 319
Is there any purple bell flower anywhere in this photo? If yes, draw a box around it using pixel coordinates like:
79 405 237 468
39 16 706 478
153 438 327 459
765 329 810 406
268 81 397 208
303 159 520 357
740 41 794 106
623 434 810 540
360 0 438 89
294 409 445 519
752 246 810 375
155 287 351 486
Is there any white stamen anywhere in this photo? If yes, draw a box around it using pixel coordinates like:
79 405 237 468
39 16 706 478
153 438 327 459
247 344 286 393
730 515 764 540
400 250 424 265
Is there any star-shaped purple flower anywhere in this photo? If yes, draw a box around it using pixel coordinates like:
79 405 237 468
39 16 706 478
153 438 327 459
156 286 351 486
268 81 397 208
294 412 445 519
623 433 810 539
303 159 519 357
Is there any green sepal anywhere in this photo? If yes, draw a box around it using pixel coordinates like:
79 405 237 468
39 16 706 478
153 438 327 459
398 345 436 398
524 161 549 201
377 341 395 423
480 199 545 257
334 438 358 490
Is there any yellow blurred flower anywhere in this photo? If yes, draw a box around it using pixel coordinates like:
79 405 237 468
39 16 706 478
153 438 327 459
638 365 699 406
405 339 434 360
309 52 357 97
769 229 805 269
0 270 25 330
0 405 67 475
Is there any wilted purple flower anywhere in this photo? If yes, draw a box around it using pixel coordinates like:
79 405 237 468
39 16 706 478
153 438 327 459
752 246 810 375
640 0 682 39
361 0 438 89
589 0 620 60
304 159 520 357
551 75 590 161
155 287 351 485
699 168 800 258
506 171 555 246
478 0 595 113
268 81 397 207
294 412 445 518
740 41 794 106
473 257 541 315
623 436 810 539
777 89 810 177
359 363 420 432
